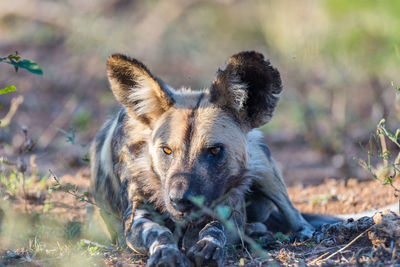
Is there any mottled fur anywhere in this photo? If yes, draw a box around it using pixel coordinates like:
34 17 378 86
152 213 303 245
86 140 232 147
90 51 314 267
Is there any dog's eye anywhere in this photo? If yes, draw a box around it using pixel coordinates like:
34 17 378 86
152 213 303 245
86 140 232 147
162 147 172 155
209 146 221 156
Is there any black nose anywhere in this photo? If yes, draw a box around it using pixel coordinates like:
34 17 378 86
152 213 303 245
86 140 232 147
169 189 194 212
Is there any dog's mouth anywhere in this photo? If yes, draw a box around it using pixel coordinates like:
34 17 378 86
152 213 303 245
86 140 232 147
169 205 207 224
171 210 191 221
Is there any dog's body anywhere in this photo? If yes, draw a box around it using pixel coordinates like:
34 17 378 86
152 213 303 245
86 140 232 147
90 52 315 266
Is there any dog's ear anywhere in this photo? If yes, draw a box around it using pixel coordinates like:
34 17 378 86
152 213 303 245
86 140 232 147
107 54 175 127
210 51 282 130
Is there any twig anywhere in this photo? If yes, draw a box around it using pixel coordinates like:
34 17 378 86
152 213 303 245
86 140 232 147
30 155 37 180
234 213 254 262
306 244 345 257
310 225 374 265
48 169 95 205
309 251 330 264
0 95 24 127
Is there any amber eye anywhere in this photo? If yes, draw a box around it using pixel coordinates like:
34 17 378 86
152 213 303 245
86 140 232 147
162 147 172 155
209 146 221 156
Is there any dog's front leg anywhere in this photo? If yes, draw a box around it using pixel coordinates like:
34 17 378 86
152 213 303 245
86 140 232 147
187 221 226 267
187 195 246 267
124 208 190 267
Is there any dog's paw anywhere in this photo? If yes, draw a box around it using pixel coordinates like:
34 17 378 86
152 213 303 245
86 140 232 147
187 239 225 267
290 225 315 242
147 246 190 267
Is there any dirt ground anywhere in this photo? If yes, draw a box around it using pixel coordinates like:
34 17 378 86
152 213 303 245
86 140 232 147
288 178 399 215
0 167 399 266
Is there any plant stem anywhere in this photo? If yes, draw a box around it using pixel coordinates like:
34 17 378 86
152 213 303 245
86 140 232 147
21 171 27 212
378 130 388 168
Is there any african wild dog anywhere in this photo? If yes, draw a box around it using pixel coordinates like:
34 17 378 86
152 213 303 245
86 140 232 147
90 51 316 266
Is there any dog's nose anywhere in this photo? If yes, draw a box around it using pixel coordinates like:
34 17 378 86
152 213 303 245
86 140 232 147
169 188 194 212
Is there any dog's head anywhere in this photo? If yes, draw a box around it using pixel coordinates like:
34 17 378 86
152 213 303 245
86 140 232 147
107 52 282 220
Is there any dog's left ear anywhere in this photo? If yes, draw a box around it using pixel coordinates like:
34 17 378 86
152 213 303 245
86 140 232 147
107 54 175 127
210 51 282 130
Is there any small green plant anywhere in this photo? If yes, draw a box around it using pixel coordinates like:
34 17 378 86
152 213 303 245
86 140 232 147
0 53 43 110
357 119 400 194
48 170 92 204
311 194 335 205
0 126 36 206
1 53 43 204
56 127 90 162
356 85 400 213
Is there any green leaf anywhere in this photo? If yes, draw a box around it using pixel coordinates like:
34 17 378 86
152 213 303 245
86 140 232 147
216 205 231 220
0 85 17 95
383 176 393 185
393 81 400 91
8 55 20 61
190 195 205 206
395 129 400 141
274 232 289 242
377 118 386 128
6 59 43 75
225 220 234 230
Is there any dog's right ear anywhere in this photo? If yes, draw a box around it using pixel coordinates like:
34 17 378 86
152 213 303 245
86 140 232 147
107 54 175 127
210 51 282 130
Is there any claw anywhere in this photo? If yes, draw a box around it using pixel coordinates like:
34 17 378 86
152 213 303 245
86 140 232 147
188 239 225 267
291 225 315 242
147 246 190 267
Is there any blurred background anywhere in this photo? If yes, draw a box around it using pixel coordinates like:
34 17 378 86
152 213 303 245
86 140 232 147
1 0 400 185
